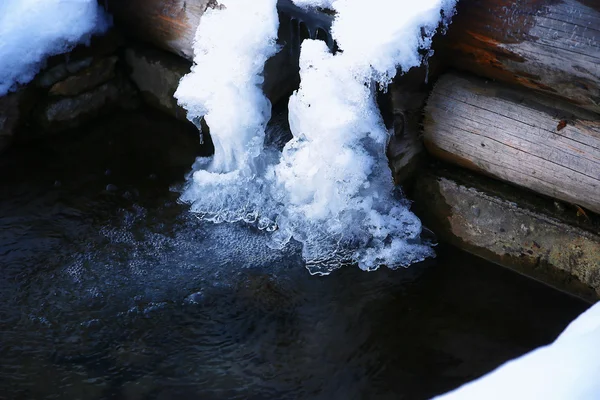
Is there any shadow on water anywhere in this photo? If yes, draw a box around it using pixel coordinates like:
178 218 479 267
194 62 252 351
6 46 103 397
0 110 589 400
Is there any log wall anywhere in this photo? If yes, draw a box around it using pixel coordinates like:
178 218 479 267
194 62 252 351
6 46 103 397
424 73 600 214
438 0 600 114
106 0 210 59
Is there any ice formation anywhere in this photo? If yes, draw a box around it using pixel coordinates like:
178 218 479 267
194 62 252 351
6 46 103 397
176 0 456 273
434 301 600 400
0 0 111 96
175 0 282 231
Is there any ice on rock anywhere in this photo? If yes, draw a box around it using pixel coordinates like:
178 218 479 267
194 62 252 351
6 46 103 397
0 0 111 96
176 0 456 273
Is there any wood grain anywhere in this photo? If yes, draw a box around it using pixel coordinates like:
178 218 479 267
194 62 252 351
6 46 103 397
424 73 600 214
438 0 600 114
107 0 210 59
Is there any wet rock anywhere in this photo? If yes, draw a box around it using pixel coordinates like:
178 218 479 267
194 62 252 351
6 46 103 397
262 39 300 105
35 57 93 88
413 168 600 302
40 78 138 132
387 66 432 183
125 46 191 121
43 82 120 125
0 88 36 151
49 56 118 96
0 92 24 151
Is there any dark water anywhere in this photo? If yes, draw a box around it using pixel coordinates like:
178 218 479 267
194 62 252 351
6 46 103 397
0 111 588 400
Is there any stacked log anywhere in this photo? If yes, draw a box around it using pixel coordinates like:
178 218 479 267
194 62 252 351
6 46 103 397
424 73 600 215
416 1 600 299
438 0 600 114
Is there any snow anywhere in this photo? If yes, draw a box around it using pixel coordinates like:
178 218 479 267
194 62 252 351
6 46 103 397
434 301 600 400
272 0 456 272
175 0 280 174
176 0 456 273
0 0 111 96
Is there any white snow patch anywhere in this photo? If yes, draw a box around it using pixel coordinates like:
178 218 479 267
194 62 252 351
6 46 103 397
434 302 600 400
0 0 111 96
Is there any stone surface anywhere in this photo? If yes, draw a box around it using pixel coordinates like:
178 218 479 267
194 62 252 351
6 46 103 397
0 92 24 151
386 66 435 183
412 167 600 302
125 47 191 121
49 56 118 96
35 57 94 88
40 78 138 131
0 88 36 151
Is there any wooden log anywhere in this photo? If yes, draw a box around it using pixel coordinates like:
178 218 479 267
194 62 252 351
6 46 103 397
106 0 210 59
437 0 600 114
412 167 600 302
424 73 600 214
106 0 333 61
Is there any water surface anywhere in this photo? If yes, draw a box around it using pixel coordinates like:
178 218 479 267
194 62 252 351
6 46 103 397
0 111 588 400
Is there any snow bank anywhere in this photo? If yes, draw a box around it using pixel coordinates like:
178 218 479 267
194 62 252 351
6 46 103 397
0 0 111 96
434 301 600 400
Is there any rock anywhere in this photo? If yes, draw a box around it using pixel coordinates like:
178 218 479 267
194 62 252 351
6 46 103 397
35 57 93 88
43 82 120 125
49 56 118 97
0 92 24 151
387 66 435 183
0 88 36 151
124 47 191 121
40 78 138 132
412 167 600 302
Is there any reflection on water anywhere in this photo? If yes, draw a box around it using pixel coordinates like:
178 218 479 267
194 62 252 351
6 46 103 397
0 111 588 400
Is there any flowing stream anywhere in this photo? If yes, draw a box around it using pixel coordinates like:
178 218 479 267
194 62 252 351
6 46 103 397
0 110 588 399
0 1 595 398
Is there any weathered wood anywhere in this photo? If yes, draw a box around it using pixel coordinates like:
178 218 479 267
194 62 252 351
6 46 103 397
412 167 600 302
106 0 333 61
424 73 600 214
106 0 210 59
438 0 600 114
